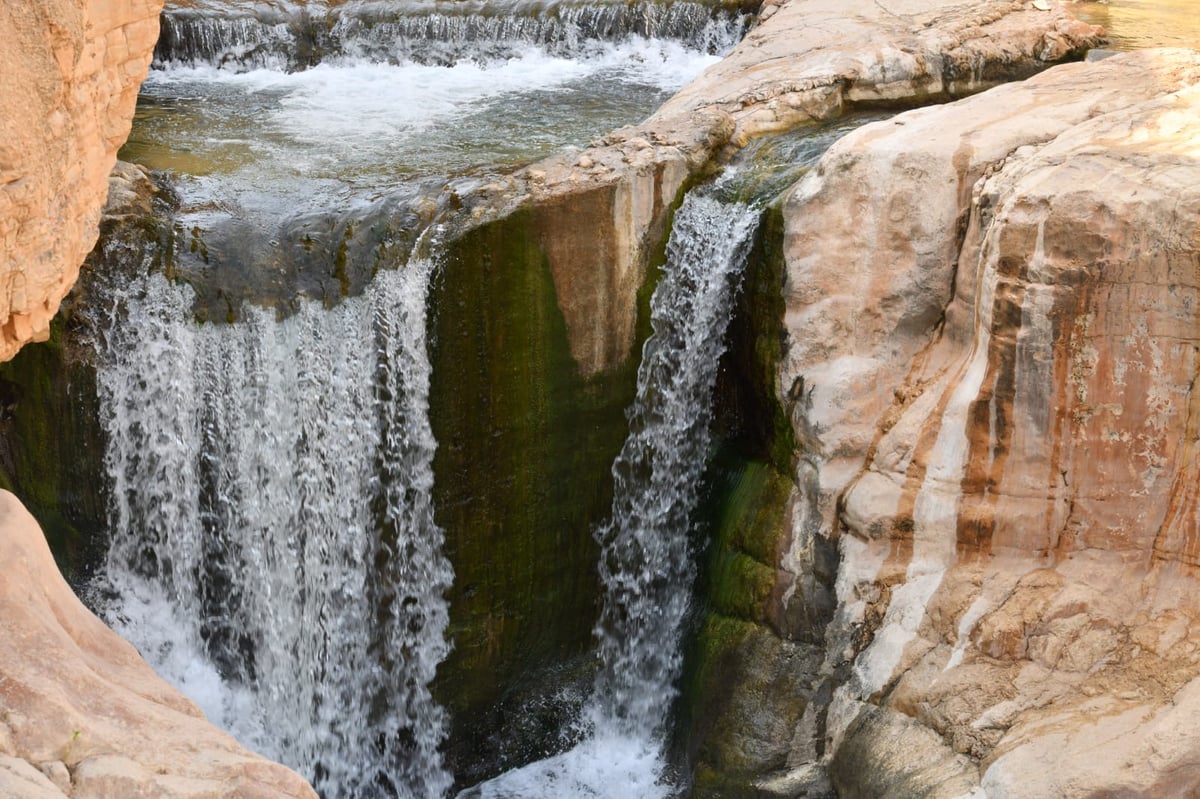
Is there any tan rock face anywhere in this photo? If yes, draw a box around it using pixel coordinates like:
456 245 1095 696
777 49 1200 795
0 489 318 798
0 0 161 362
655 0 1103 147
468 0 1100 377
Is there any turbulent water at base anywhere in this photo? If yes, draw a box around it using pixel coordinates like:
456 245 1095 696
462 188 760 799
90 257 453 799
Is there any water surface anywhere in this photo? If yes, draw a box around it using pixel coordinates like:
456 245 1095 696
1075 0 1200 51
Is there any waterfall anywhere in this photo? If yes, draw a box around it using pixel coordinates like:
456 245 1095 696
462 187 760 799
590 193 759 738
153 1 748 71
89 257 453 799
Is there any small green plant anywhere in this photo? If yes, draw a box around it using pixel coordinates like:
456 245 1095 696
62 727 82 761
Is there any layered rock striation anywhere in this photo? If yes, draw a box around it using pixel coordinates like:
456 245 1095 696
0 0 161 361
775 48 1200 796
0 489 317 798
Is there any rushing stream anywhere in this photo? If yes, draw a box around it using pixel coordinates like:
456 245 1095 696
91 252 453 799
88 0 755 796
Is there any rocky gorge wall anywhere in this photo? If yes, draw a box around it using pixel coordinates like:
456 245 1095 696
6 0 1178 795
775 48 1200 796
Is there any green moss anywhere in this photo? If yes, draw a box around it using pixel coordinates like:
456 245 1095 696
706 461 792 625
713 203 795 472
710 549 775 626
428 165 692 784
428 206 646 783
0 313 108 584
679 192 818 792
683 609 819 796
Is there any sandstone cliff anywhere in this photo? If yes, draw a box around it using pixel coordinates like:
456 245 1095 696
0 489 317 798
775 48 1200 796
0 0 161 362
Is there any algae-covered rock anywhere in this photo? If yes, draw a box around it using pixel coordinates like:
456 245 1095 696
682 203 835 797
428 184 676 784
0 317 106 583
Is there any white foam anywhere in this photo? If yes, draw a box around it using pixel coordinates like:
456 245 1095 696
464 731 668 799
93 263 452 799
144 39 719 181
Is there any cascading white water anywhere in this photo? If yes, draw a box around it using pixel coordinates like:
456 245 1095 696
154 1 747 71
90 257 453 799
462 187 760 799
128 1 737 241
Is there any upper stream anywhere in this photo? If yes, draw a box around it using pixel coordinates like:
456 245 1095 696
1075 0 1200 51
122 0 745 226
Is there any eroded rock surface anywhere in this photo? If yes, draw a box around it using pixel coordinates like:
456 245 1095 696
0 489 317 798
775 48 1200 796
466 0 1101 377
0 0 161 362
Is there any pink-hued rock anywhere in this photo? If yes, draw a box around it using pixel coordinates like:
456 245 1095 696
776 48 1200 795
0 490 318 798
0 0 161 362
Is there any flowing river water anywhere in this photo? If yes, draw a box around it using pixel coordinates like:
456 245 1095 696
462 187 760 799
91 2 750 797
80 0 902 792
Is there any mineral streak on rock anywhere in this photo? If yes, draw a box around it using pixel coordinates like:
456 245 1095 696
0 0 162 362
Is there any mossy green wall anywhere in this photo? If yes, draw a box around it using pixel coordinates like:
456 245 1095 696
0 187 174 586
427 196 666 784
0 311 107 584
681 203 829 796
